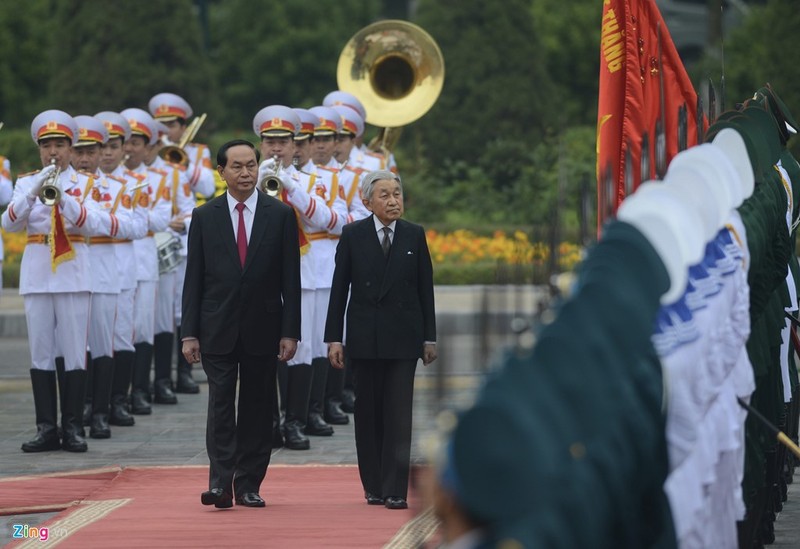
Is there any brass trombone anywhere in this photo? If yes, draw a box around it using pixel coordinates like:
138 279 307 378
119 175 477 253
39 159 62 206
336 20 445 153
159 113 207 166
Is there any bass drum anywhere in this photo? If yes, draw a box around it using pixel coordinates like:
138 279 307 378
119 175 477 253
153 231 182 275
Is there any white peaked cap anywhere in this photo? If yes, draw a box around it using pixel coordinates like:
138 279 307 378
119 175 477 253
617 181 706 304
711 128 755 202
120 108 159 145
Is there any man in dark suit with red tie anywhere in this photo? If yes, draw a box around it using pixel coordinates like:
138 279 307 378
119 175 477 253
325 170 437 510
181 139 301 509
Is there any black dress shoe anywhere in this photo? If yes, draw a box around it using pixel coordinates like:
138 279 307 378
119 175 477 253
236 492 265 507
305 413 334 436
201 488 233 509
153 379 178 404
385 497 408 510
365 492 384 505
324 401 350 425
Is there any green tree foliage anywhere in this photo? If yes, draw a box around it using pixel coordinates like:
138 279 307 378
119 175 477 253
48 0 218 121
530 0 602 126
0 0 57 127
208 0 379 130
722 0 800 124
412 0 558 165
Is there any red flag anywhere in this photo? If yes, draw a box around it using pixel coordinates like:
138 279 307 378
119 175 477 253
49 205 75 272
279 189 311 256
596 0 707 233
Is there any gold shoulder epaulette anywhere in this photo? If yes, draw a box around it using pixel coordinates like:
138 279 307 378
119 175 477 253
78 169 97 178
125 169 147 181
167 162 187 171
107 174 127 184
18 169 41 178
316 165 338 173
365 151 385 158
147 167 168 176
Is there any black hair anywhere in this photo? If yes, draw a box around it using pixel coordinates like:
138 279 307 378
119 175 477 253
216 139 260 168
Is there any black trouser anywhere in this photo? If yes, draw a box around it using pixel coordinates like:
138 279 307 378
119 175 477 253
351 358 417 499
202 339 277 497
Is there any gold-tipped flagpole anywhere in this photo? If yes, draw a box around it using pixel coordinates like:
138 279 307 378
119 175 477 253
737 397 800 460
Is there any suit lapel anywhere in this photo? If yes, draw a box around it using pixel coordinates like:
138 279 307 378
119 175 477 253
215 194 241 270
243 192 270 273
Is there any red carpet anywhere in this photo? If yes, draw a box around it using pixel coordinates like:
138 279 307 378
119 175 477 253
2 465 439 548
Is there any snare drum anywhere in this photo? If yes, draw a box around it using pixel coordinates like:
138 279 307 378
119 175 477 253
154 232 182 275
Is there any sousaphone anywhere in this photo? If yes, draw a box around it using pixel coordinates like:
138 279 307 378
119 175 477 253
337 20 445 152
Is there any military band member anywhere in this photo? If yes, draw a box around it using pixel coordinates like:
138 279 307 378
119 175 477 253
323 90 398 174
326 105 375 416
306 106 355 430
254 105 347 449
149 92 215 394
95 111 149 426
72 115 135 438
0 153 12 292
145 121 195 404
2 110 121 453
120 108 172 415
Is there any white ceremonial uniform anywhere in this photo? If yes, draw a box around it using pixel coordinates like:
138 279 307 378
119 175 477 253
171 147 211 327
129 163 171 345
280 164 346 366
84 169 134 359
109 165 148 353
183 143 216 199
0 156 12 290
2 166 117 372
306 159 349 359
150 156 194 336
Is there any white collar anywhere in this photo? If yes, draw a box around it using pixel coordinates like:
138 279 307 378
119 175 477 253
227 190 258 214
372 215 396 234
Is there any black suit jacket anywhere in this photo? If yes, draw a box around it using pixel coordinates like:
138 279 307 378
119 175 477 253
325 215 436 360
181 191 301 356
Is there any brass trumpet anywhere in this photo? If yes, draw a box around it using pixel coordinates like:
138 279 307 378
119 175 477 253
159 113 207 166
259 156 284 197
39 159 62 206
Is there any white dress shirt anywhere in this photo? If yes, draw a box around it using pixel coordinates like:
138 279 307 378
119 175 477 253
226 190 258 245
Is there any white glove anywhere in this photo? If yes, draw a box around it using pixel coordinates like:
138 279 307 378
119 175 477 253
279 172 295 193
28 164 58 198
258 158 278 183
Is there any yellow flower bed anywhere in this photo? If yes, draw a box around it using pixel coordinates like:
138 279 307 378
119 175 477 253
426 229 583 271
2 228 26 264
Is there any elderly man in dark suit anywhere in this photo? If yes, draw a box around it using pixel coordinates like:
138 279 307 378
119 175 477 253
325 169 437 510
181 139 301 509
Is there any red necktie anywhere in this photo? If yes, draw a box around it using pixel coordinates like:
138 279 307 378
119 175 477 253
235 202 247 268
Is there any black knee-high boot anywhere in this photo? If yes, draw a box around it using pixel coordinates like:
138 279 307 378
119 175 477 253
131 342 153 415
61 369 88 452
83 351 92 426
306 358 333 436
153 332 177 404
109 350 135 426
324 365 348 425
283 364 312 449
21 369 61 453
89 356 114 439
